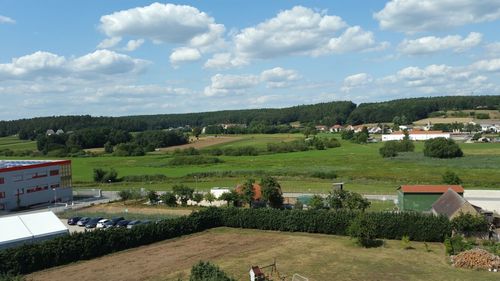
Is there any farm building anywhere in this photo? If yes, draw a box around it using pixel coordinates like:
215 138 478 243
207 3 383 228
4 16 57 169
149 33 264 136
0 160 72 210
0 211 69 249
431 189 479 219
382 130 450 141
210 187 231 199
397 185 464 212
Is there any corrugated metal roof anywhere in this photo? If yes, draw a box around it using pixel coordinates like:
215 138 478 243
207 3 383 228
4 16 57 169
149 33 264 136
399 185 464 193
0 216 33 244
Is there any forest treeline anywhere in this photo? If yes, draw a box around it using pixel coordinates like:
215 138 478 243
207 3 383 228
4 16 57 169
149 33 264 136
1 96 499 137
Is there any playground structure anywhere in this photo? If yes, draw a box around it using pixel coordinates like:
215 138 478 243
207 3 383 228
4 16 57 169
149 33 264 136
249 259 308 281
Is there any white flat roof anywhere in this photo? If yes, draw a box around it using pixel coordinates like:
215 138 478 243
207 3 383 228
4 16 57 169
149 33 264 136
0 216 33 245
19 211 68 238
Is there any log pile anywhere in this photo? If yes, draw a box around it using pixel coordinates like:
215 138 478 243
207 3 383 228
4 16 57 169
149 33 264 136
451 249 500 271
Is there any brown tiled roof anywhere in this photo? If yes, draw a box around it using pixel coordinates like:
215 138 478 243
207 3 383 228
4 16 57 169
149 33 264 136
399 185 464 193
431 189 467 218
251 266 264 276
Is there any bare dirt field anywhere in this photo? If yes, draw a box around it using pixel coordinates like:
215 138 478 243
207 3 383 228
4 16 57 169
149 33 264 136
25 229 283 281
26 228 497 281
156 136 242 152
71 203 194 217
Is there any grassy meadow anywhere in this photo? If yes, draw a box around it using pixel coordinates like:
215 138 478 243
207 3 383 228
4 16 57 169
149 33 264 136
0 135 36 151
1 133 499 194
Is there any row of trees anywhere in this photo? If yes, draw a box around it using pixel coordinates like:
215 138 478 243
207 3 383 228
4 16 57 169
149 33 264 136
306 190 371 211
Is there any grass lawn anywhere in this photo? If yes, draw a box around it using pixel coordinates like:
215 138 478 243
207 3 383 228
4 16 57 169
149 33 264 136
0 135 37 151
2 134 500 194
27 228 499 281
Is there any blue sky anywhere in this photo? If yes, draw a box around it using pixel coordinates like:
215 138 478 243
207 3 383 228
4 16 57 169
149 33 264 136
1 0 500 120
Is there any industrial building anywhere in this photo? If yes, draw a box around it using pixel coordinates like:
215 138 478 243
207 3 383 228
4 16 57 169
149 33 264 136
397 185 464 212
0 160 72 211
382 130 450 141
0 211 69 249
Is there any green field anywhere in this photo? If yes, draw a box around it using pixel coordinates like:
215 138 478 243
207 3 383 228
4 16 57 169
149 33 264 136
0 135 36 151
1 134 499 194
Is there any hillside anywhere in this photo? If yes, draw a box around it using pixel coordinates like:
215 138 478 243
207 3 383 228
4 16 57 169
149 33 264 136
1 95 499 137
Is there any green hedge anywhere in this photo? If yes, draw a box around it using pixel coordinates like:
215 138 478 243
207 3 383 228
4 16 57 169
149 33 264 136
0 208 451 275
0 210 222 275
189 261 236 281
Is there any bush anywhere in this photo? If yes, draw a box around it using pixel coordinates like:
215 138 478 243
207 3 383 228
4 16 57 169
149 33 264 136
160 192 177 207
444 235 475 255
423 138 463 158
169 156 223 166
310 170 337 179
348 213 379 247
93 168 119 183
442 171 462 185
122 174 168 182
451 213 489 236
190 261 236 281
117 189 142 201
379 142 399 158
173 147 200 156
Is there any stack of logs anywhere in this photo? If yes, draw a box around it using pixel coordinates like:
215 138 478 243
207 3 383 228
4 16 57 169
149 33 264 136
451 249 500 271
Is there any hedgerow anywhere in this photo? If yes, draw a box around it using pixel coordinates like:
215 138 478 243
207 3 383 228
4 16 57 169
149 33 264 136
0 208 451 275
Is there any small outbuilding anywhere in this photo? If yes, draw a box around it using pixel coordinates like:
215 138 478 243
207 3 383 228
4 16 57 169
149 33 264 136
431 189 479 219
397 185 464 212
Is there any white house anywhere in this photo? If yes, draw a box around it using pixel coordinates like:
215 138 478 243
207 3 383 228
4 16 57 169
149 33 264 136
210 187 231 199
382 130 450 141
329 125 343 132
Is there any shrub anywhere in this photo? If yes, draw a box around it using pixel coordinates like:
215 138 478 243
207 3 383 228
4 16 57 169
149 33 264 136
310 170 337 179
401 235 412 250
117 189 142 201
308 195 326 210
122 174 168 182
193 193 204 205
93 168 119 183
423 138 463 158
160 192 177 207
451 213 489 236
173 147 200 156
147 190 159 204
172 184 194 206
379 143 398 158
190 261 236 281
348 213 378 247
442 171 462 185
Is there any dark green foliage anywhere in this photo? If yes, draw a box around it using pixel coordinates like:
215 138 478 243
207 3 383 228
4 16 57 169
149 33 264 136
219 190 240 207
147 190 159 204
327 190 370 211
310 170 337 179
444 235 475 255
433 122 464 132
294 200 304 210
172 185 194 206
308 195 326 210
347 96 500 124
160 192 178 207
121 174 168 182
451 213 489 236
113 142 145 156
267 140 309 153
423 138 463 158
0 273 23 281
379 142 399 158
117 189 142 201
220 146 259 156
240 179 256 207
476 113 490 119
193 193 204 204
189 261 236 281
442 171 463 185
348 213 378 247
173 147 200 156
352 127 369 144
104 141 113 153
93 168 119 183
260 176 284 209
169 156 223 166
341 130 354 140
134 130 188 150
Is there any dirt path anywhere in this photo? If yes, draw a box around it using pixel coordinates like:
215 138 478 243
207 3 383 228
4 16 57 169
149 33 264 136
157 136 242 152
79 204 194 217
26 229 283 281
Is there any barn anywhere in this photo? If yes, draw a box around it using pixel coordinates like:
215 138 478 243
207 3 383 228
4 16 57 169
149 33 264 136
397 185 464 212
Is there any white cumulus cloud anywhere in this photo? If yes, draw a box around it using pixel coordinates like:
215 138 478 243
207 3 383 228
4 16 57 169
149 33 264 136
398 32 482 55
341 73 373 92
374 0 500 33
169 47 202 66
227 6 385 64
99 2 224 48
0 15 15 24
125 39 145 51
97 37 122 49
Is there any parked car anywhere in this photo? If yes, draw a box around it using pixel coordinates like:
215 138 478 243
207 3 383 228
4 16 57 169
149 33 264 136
126 220 141 229
76 217 91 227
85 217 103 229
101 217 125 229
67 216 81 225
96 219 111 229
115 220 130 228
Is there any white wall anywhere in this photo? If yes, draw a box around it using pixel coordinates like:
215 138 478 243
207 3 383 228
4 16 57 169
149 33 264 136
382 133 450 141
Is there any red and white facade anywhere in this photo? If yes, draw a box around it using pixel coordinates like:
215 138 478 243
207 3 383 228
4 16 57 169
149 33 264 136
0 160 72 210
